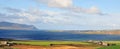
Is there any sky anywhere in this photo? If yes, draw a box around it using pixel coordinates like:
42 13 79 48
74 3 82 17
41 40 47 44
0 0 120 30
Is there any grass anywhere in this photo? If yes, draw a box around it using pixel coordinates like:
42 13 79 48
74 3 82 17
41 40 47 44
104 41 120 44
13 40 91 46
97 45 120 49
97 41 120 49
6 40 120 49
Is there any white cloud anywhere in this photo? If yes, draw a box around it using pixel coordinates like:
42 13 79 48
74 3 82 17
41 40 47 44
34 0 104 15
64 6 104 15
86 6 101 14
1 7 107 26
35 0 72 8
3 7 73 25
18 12 39 22
2 7 120 30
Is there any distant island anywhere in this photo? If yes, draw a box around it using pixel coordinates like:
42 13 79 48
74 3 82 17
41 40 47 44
51 30 120 35
0 21 38 30
83 30 120 35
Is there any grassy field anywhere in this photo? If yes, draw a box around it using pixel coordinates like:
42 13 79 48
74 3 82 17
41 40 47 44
12 40 120 48
97 45 120 49
13 40 91 46
97 41 120 49
104 41 120 44
2 40 120 49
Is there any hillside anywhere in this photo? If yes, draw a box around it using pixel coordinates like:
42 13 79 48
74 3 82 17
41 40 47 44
0 22 38 30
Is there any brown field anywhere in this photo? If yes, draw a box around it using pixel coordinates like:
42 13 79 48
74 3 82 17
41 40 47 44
11 45 99 49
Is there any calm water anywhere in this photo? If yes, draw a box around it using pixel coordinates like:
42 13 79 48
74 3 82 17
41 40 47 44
0 29 120 41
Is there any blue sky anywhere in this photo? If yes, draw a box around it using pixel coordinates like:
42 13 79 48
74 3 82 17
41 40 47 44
0 0 120 30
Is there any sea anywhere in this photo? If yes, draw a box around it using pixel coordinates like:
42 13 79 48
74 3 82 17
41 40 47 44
0 29 120 41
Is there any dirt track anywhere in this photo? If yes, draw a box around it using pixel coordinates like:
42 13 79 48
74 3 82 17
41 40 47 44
11 45 99 49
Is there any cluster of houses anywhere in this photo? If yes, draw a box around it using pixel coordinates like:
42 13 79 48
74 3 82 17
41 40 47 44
0 41 14 47
87 40 116 46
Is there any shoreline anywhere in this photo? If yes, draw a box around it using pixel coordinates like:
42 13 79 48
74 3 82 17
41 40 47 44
1 37 120 41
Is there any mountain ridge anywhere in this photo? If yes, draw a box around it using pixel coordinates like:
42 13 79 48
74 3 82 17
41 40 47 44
0 21 38 30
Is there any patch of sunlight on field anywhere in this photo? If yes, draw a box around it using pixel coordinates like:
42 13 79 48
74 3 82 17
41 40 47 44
103 41 120 45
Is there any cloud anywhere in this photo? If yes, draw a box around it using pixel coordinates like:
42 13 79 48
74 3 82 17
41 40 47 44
34 0 105 15
3 7 73 25
4 7 24 13
65 6 104 15
0 12 22 19
35 0 73 8
0 12 24 23
2 7 112 26
2 7 120 30
0 13 6 16
86 6 101 14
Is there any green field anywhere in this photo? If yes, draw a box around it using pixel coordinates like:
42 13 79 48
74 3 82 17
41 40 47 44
13 40 91 46
97 41 120 49
13 40 120 49
104 41 120 44
97 45 120 49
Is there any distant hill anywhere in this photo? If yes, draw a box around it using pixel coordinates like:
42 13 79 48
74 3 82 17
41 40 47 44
83 30 120 35
0 22 38 30
54 30 120 35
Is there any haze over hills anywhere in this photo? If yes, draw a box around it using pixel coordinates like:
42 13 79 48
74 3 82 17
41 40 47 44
50 30 120 35
83 30 120 35
0 21 120 35
0 21 38 30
